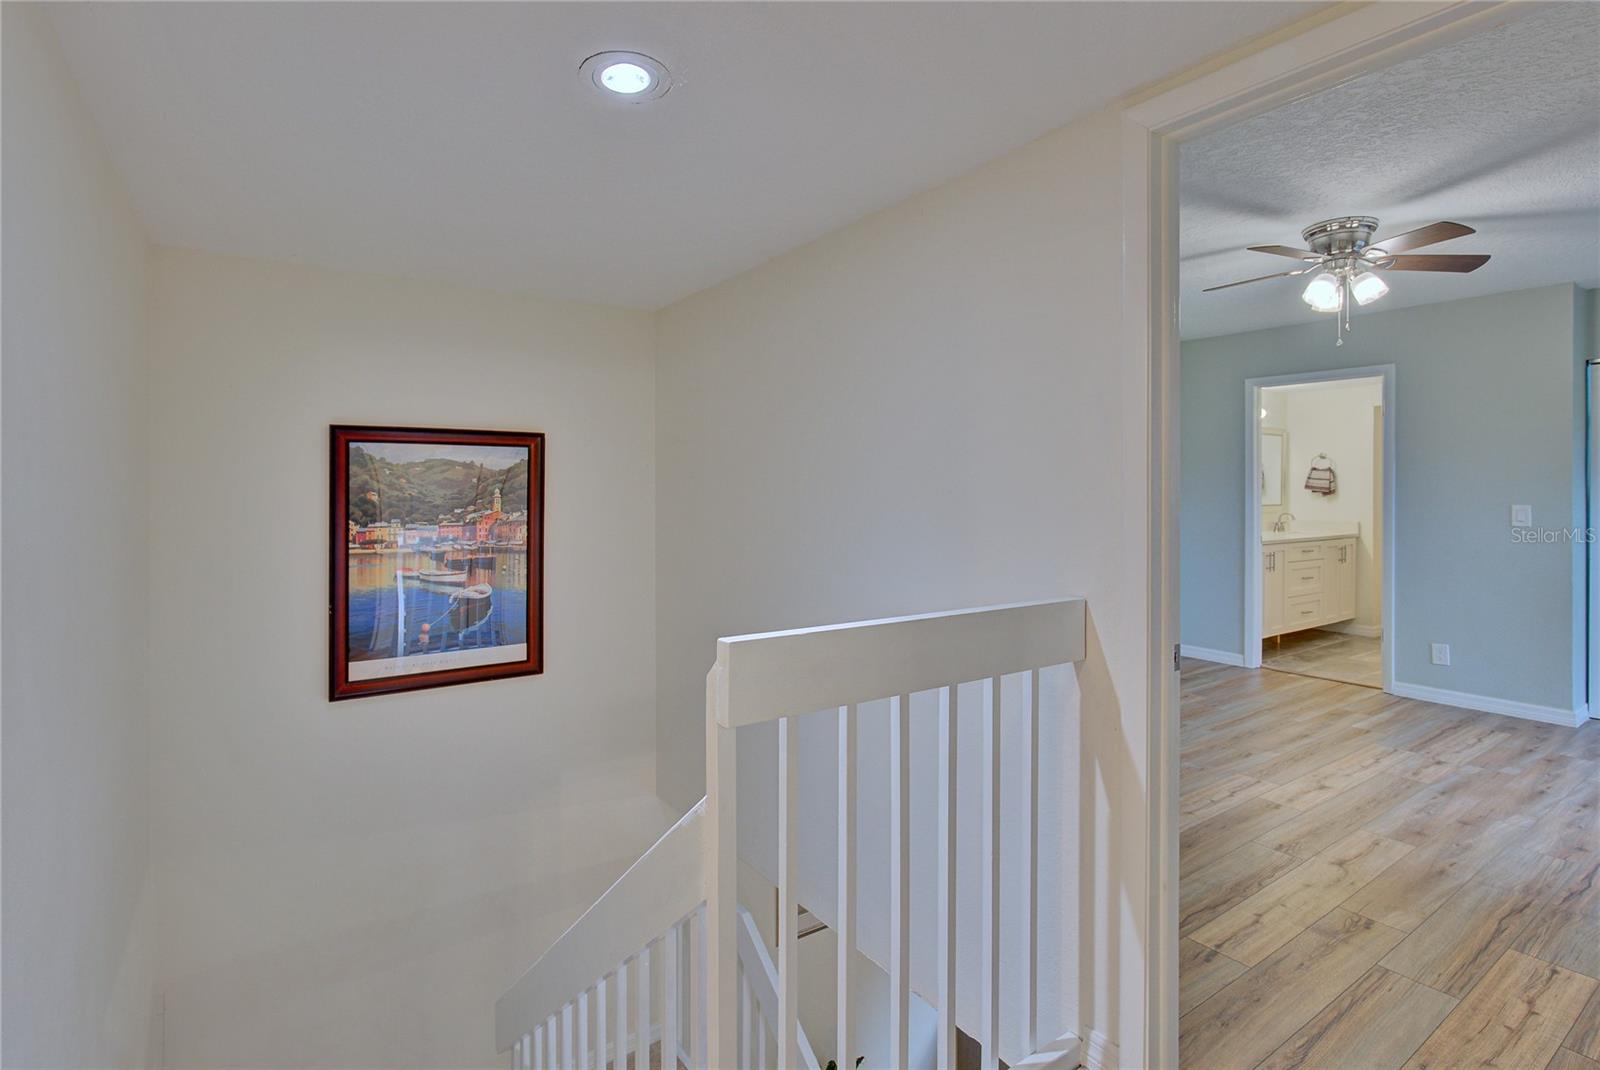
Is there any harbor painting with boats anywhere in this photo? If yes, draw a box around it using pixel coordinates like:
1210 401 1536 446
330 426 544 699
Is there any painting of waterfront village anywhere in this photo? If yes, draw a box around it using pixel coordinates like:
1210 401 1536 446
330 426 544 699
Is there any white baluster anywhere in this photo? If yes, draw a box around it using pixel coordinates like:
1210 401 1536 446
837 703 858 1070
546 1014 558 1070
513 1037 521 1070
693 906 708 1066
579 989 591 1070
687 917 699 1067
597 974 609 1070
523 1031 534 1070
637 945 652 1070
832 700 857 1068
740 965 754 1070
563 1002 575 1070
890 692 912 1070
777 716 799 1070
664 924 680 1070
1023 669 1040 1056
937 682 958 1069
616 959 630 1070
982 675 1002 1070
535 1023 545 1070
706 668 739 1070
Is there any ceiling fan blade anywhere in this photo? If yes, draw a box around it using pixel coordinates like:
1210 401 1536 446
1380 253 1490 273
1247 244 1319 260
1202 268 1310 292
1369 221 1474 255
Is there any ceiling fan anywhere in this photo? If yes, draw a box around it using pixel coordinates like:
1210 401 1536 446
1205 216 1489 345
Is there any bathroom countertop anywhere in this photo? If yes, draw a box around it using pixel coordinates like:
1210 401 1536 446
1262 523 1359 545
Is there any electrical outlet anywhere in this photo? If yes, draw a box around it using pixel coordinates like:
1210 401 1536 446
1511 505 1532 528
1431 643 1451 666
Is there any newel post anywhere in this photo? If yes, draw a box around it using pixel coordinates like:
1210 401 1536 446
704 662 739 1069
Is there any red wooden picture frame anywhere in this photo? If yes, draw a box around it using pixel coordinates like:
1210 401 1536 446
330 425 544 700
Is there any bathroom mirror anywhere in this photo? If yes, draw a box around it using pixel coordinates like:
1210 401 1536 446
1260 428 1287 508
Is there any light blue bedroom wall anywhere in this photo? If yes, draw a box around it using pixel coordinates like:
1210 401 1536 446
1181 283 1585 712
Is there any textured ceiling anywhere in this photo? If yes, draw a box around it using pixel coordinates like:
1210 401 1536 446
1180 3 1600 341
49 1 1320 311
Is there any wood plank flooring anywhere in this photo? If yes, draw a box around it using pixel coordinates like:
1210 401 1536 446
1180 660 1600 1070
1262 628 1383 689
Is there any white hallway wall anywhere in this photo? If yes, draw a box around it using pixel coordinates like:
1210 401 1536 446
8 19 1163 1067
655 110 1153 1066
1 7 158 1066
146 250 671 1067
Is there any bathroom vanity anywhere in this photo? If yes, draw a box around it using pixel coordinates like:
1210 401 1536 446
1262 525 1358 637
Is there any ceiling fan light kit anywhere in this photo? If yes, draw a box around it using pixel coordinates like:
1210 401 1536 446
1351 271 1388 306
1207 216 1490 346
1301 272 1342 312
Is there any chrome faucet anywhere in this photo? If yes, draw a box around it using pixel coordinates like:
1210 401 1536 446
1272 512 1296 533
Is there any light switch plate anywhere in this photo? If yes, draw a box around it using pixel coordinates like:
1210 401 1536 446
1511 505 1533 528
1431 642 1451 666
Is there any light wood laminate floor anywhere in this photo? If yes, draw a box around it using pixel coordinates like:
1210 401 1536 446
1262 628 1383 689
1179 659 1600 1070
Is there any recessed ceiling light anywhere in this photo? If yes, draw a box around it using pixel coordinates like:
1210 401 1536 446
580 51 672 101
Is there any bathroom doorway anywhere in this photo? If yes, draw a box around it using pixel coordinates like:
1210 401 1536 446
1244 365 1394 690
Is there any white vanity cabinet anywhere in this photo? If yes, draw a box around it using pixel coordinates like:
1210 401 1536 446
1329 538 1356 621
1263 534 1357 638
1262 546 1286 636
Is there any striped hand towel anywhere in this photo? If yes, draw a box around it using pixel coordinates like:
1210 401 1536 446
1305 461 1337 496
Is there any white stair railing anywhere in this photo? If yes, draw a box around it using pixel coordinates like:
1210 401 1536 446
497 800 709 1068
704 599 1085 1070
736 906 822 1070
496 803 819 1070
498 599 1087 1070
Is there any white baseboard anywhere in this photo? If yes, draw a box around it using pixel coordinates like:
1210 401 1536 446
1180 644 1244 667
1326 621 1383 639
1389 681 1588 727
1084 1029 1118 1070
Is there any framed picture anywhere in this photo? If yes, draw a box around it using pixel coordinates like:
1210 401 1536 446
330 425 544 700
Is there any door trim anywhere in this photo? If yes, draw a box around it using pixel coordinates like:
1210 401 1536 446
1119 4 1530 1065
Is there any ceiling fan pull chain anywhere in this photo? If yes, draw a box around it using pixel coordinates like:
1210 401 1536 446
1336 275 1347 346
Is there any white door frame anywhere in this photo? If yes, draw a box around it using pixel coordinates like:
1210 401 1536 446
1243 366 1396 692
1119 4 1530 1065
1589 360 1600 716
